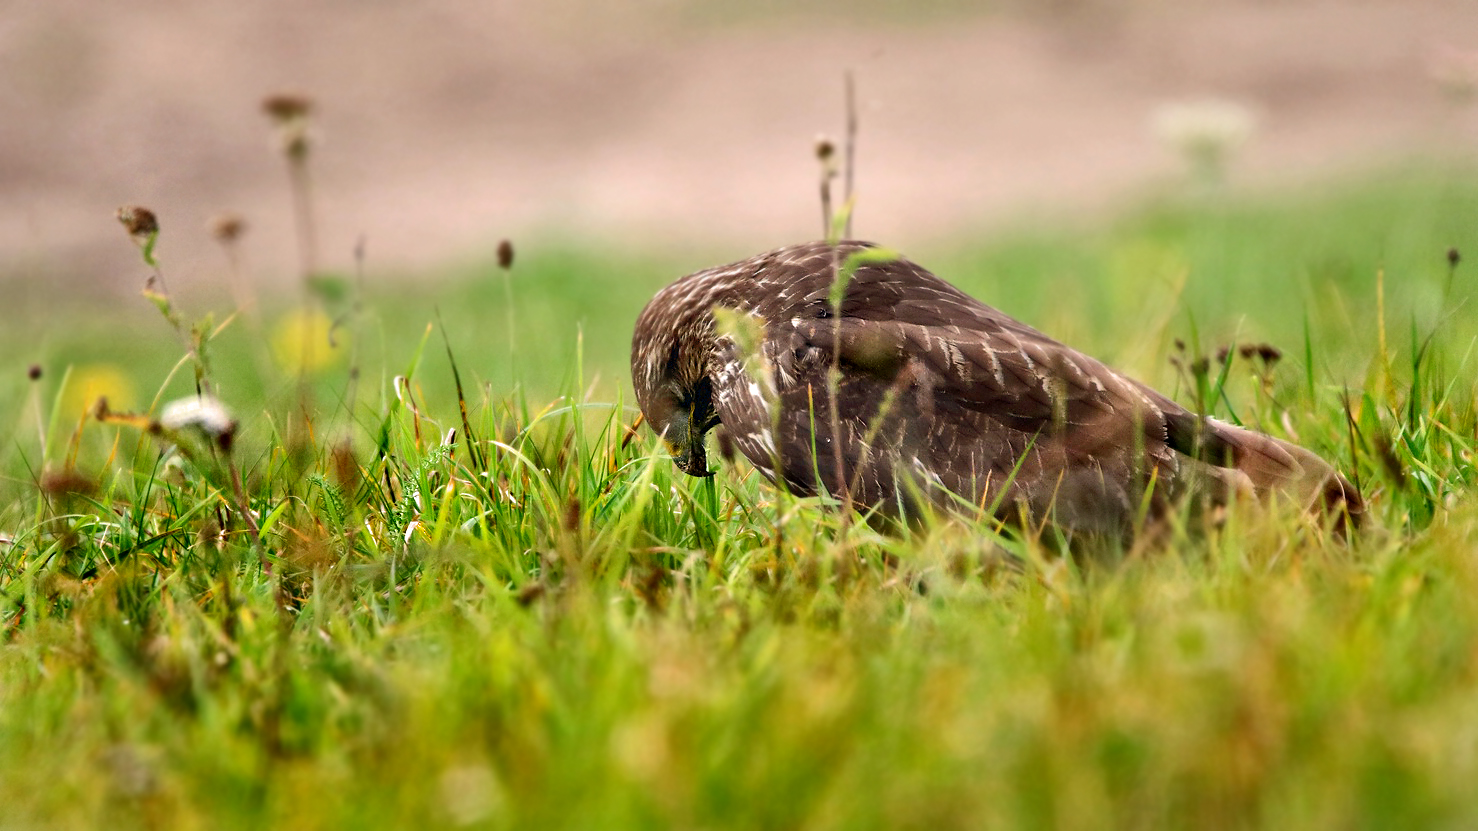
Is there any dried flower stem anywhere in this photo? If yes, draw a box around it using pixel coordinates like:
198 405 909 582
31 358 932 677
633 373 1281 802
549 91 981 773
262 93 319 284
1443 246 1462 309
287 156 318 283
498 240 517 384
817 137 836 240
28 369 45 458
211 213 253 315
340 236 368 410
116 206 213 395
227 460 263 549
844 70 857 239
827 245 853 524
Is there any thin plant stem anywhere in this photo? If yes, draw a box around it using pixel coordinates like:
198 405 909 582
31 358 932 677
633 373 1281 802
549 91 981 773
288 156 318 283
828 244 853 526
504 269 516 387
844 70 857 239
820 170 833 239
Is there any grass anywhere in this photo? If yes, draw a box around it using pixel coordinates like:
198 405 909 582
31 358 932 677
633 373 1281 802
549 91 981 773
2 163 1478 829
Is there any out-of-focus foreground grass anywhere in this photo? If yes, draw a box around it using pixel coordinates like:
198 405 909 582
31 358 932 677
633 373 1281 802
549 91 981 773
1 165 1476 829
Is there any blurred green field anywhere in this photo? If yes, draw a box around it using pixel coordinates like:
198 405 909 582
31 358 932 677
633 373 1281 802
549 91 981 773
2 164 1477 829
9 164 1473 434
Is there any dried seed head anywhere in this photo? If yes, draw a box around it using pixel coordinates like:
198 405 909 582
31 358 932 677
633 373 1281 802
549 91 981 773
209 213 246 243
496 239 514 270
329 439 361 492
563 496 581 533
27 364 41 381
1256 343 1282 365
40 468 96 499
262 93 314 160
116 205 159 238
1238 343 1257 359
91 396 149 427
262 93 313 123
1190 356 1210 376
515 582 546 607
815 135 836 162
1173 338 1186 352
1215 345 1230 363
1448 247 1462 268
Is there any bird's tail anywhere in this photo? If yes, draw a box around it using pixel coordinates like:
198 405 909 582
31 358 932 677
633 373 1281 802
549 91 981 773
1166 412 1364 526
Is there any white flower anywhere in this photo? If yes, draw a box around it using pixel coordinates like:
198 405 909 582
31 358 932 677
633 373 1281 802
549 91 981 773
1152 99 1256 182
159 395 236 440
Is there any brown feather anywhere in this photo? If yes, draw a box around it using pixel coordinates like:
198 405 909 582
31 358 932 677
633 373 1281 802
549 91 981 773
630 241 1363 534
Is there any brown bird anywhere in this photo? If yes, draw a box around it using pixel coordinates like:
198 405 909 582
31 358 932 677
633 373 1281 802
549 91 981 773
631 241 1361 534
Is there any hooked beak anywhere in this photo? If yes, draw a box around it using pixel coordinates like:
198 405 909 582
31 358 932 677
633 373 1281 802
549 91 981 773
662 406 714 478
669 433 713 477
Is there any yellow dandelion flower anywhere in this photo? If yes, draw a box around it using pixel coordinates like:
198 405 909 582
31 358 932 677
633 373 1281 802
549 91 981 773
61 364 137 417
270 308 345 373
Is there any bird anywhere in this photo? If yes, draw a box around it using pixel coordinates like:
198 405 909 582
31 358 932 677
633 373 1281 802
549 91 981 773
630 240 1362 535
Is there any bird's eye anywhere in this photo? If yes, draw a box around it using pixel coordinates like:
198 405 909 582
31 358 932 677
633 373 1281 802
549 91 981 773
816 308 832 319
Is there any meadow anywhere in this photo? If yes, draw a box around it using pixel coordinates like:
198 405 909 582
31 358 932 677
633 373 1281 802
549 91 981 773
2 163 1477 829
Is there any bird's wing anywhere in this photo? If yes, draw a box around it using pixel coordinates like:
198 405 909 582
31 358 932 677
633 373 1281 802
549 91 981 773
772 312 1172 453
708 328 785 480
705 245 1180 493
726 245 1167 440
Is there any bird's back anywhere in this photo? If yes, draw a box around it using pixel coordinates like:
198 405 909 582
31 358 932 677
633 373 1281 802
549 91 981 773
634 241 1362 534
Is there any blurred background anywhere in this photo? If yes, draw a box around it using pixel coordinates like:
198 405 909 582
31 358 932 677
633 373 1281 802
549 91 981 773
4 0 1476 289
2 0 1478 424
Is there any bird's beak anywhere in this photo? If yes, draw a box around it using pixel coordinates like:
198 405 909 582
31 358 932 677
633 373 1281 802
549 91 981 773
671 431 712 478
664 406 713 477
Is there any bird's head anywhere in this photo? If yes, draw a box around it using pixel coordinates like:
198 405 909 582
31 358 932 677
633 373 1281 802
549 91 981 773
642 374 719 478
631 284 724 478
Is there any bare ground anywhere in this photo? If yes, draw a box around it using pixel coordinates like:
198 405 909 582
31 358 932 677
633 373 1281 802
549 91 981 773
2 0 1476 291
